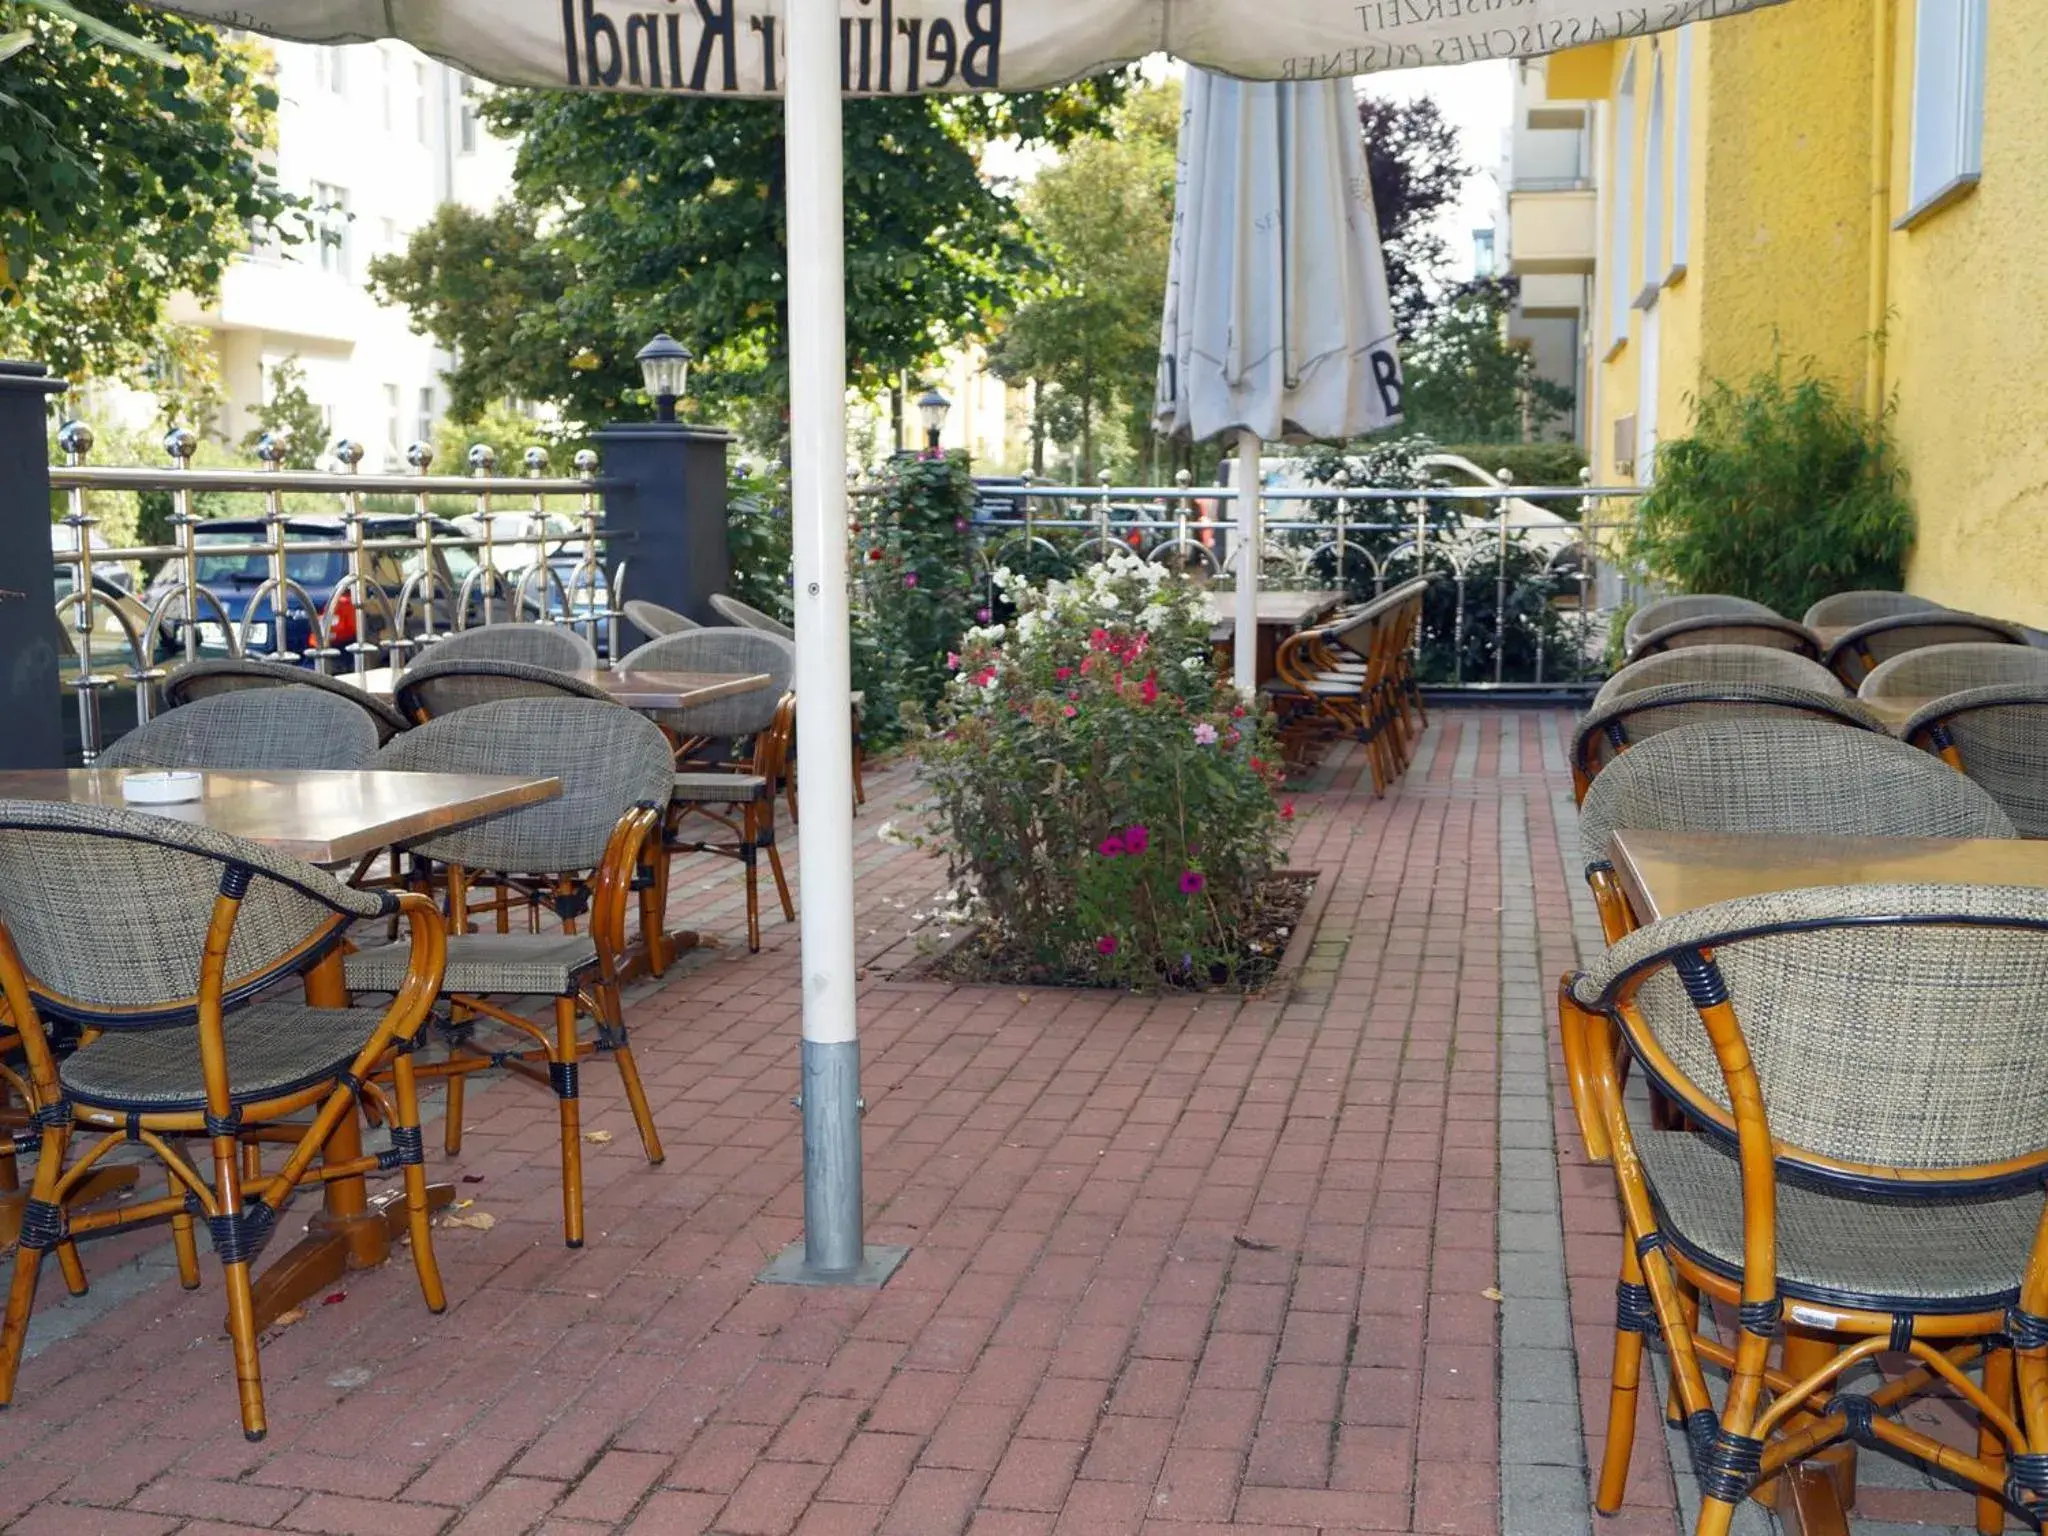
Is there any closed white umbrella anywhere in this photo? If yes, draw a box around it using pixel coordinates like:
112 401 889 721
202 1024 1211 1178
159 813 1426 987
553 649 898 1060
1156 68 1403 694
121 0 1791 1286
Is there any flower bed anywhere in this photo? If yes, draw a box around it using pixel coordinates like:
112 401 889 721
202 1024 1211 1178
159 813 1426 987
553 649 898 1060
914 552 1301 990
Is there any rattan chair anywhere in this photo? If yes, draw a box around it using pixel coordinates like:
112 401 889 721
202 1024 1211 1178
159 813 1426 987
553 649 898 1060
1623 595 1777 653
161 657 412 744
417 621 597 671
342 699 674 1248
1903 684 2048 837
1570 682 1885 802
1593 645 1846 708
393 656 613 722
1801 589 1945 630
623 599 699 639
1859 642 2048 701
1567 883 2048 1536
621 630 798 957
708 593 794 640
0 802 446 1441
1268 578 1427 792
96 687 380 770
1821 611 2031 688
1624 613 1822 667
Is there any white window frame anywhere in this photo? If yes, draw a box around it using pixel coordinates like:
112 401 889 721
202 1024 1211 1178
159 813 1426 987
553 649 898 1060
1607 58 1637 355
311 182 351 279
1637 55 1665 311
1903 0 1987 224
1670 28 1693 277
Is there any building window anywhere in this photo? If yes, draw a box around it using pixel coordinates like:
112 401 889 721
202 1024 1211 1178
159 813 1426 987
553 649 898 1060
416 386 437 447
1670 28 1693 275
1472 228 1496 278
1906 0 1986 221
312 182 350 277
314 46 346 95
1608 58 1636 351
458 76 480 154
1638 57 1665 308
415 62 430 142
383 384 403 464
379 48 395 131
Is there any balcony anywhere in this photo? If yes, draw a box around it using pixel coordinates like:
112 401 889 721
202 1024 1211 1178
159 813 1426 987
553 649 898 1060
1508 180 1597 276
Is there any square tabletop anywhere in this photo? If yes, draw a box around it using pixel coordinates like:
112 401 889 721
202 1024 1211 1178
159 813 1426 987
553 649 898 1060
1607 828 2048 925
342 667 773 711
0 769 561 865
1204 589 1349 637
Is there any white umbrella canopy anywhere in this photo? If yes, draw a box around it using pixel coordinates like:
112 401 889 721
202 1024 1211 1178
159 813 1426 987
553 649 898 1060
153 0 1788 93
1155 69 1402 691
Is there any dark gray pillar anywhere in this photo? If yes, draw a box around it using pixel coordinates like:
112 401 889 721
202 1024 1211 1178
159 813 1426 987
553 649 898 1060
0 363 66 770
592 422 734 640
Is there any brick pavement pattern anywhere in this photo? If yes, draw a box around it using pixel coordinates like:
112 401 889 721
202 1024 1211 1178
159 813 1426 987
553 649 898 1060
0 711 1989 1534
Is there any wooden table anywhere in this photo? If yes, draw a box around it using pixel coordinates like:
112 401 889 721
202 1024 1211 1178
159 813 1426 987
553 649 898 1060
1607 826 2048 1534
1204 590 1349 687
0 767 560 1327
343 666 774 712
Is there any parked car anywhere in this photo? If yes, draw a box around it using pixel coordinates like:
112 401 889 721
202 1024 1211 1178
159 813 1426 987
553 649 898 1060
141 515 475 661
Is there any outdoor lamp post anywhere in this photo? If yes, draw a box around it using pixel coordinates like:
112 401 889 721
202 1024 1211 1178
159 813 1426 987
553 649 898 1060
637 333 692 423
917 386 951 451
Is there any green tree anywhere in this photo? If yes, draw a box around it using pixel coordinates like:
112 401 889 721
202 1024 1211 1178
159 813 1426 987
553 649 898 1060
239 356 326 468
1397 278 1572 442
986 83 1180 480
1359 95 1467 339
0 0 301 383
369 80 1127 446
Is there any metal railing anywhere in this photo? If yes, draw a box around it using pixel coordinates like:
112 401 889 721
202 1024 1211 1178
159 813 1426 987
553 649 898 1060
857 473 1647 690
47 424 623 761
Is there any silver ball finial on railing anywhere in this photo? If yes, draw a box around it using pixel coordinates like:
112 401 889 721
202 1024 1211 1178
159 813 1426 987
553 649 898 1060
406 441 435 471
1175 468 1192 488
57 420 93 461
164 427 198 464
333 438 365 468
523 446 550 476
1579 465 1594 486
255 431 289 466
573 448 598 477
468 443 496 475
1097 469 1113 487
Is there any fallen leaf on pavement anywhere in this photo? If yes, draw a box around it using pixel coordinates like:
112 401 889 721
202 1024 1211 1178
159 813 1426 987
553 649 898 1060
583 1130 613 1145
442 1210 497 1231
1482 1287 1504 1302
270 1308 307 1329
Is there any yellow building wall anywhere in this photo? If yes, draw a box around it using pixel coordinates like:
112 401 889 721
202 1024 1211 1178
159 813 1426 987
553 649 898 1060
1886 3 2048 625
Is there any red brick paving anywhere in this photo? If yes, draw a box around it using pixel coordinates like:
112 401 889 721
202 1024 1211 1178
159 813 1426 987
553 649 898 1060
0 713 1693 1534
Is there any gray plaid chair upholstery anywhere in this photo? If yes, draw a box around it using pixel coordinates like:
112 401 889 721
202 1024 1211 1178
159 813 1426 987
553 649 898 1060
0 800 444 1439
342 698 677 1246
161 657 412 744
97 687 380 770
709 593 794 641
417 621 596 671
620 629 794 740
1571 682 1885 798
1801 590 1945 629
1570 883 2048 1526
1623 595 1777 653
624 599 699 640
1594 645 1845 708
1903 684 2048 837
1858 641 2048 700
1624 613 1821 667
394 657 612 721
1822 611 2031 687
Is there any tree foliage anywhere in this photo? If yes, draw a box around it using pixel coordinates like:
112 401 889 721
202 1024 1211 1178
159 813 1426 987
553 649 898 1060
1358 94 1466 339
239 355 326 468
0 0 299 382
1398 278 1573 443
369 78 1128 444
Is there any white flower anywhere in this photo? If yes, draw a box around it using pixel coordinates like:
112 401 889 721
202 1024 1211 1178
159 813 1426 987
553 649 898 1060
1096 591 1120 612
876 819 909 847
1181 655 1206 673
991 565 1017 590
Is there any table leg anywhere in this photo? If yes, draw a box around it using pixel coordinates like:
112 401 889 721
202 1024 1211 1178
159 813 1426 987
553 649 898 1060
1761 1325 1855 1536
245 953 453 1330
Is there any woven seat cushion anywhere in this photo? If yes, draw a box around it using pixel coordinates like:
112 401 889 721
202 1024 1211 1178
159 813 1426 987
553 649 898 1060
346 931 594 997
1638 1127 2041 1313
673 772 770 805
61 1000 374 1112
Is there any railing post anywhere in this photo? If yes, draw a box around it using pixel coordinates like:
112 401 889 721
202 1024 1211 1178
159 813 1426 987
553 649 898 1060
168 428 203 664
0 361 68 769
58 421 113 761
471 444 498 627
334 439 371 679
1494 470 1512 686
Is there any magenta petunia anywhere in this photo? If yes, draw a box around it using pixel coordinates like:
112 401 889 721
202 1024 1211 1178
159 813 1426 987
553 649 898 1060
1122 824 1151 854
1098 834 1126 858
1178 869 1207 895
1096 935 1119 955
903 572 919 588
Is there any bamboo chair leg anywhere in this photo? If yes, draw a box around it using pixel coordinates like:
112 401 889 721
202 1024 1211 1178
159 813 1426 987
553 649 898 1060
221 1254 267 1440
606 1000 664 1167
54 1235 87 1297
553 997 585 1249
1667 1281 1700 1425
851 703 867 808
1979 1345 2015 1536
742 844 763 954
171 1201 202 1290
1557 977 1611 1164
390 1048 446 1313
1597 1240 1652 1513
0 1080 16 1195
443 1057 467 1157
767 844 795 923
639 843 672 979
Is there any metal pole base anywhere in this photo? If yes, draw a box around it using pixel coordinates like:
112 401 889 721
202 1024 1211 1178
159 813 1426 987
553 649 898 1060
758 1240 908 1289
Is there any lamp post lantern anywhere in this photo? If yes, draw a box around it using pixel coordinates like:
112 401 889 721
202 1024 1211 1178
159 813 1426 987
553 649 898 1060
636 333 693 423
916 387 951 452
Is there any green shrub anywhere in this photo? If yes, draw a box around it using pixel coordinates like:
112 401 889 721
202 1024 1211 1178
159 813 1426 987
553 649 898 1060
1436 441 1588 490
915 553 1287 988
1628 365 1914 618
858 452 982 721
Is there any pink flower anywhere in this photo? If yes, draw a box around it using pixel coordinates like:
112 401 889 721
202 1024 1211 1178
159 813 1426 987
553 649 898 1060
1098 834 1127 858
954 517 968 532
977 607 992 623
1055 666 1073 681
903 572 919 588
1123 824 1151 854
1096 935 1119 956
1062 704 1077 718
1225 728 1241 746
946 651 961 670
1280 801 1296 821
1139 672 1159 705
1179 870 1207 896
1192 723 1219 745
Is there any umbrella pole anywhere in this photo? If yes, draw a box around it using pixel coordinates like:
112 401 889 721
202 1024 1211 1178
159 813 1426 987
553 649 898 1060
1234 431 1261 697
760 0 904 1290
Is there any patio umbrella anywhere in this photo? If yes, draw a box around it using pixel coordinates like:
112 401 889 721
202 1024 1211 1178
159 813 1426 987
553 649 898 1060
122 0 1791 1287
1155 68 1403 694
